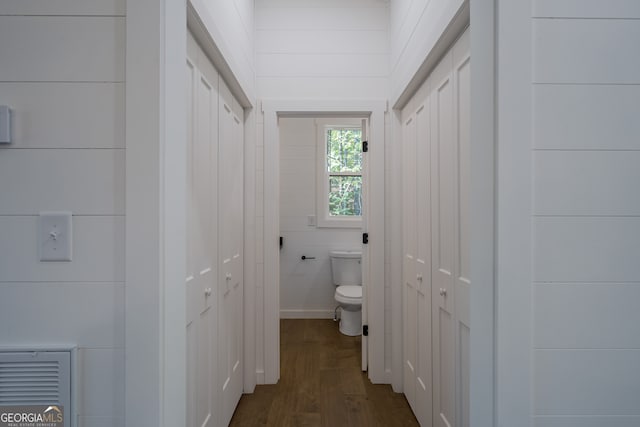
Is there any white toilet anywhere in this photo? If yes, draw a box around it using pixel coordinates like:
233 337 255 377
330 250 362 336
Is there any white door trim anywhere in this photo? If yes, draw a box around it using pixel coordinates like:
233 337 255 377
261 99 387 384
493 0 533 425
469 1 497 426
125 0 187 426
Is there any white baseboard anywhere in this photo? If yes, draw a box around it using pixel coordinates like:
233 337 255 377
256 369 265 385
279 309 334 319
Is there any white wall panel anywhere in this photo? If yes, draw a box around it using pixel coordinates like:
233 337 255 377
389 0 466 104
533 19 640 84
256 0 389 99
257 77 389 99
255 6 387 31
279 145 315 159
257 53 388 78
77 348 125 417
280 159 315 176
389 0 411 35
533 84 640 150
535 416 640 427
280 195 315 217
205 0 253 60
0 0 124 15
258 0 387 7
533 151 640 216
533 0 640 18
0 282 124 348
533 217 640 283
534 283 640 349
190 0 255 104
535 349 640 415
256 30 388 54
0 16 125 82
0 3 126 425
280 230 361 250
281 179 315 205
390 0 429 68
0 216 124 282
500 1 640 425
279 216 312 232
0 149 124 215
0 83 124 149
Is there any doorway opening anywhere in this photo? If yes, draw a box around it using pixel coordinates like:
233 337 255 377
278 116 367 368
261 101 387 385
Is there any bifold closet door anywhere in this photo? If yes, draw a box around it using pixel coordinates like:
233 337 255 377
452 30 471 427
402 110 418 414
185 32 218 427
402 27 470 427
431 28 471 427
431 48 456 427
218 79 244 427
414 97 433 427
402 87 433 427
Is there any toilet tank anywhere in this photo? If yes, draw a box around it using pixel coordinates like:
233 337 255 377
329 250 362 286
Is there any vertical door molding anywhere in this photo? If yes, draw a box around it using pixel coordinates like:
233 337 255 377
125 0 187 426
495 0 534 425
469 1 497 425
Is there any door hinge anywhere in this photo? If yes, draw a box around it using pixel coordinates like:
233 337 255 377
363 325 369 336
362 140 368 153
362 233 369 244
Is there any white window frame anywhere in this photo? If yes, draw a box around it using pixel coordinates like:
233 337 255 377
315 118 363 228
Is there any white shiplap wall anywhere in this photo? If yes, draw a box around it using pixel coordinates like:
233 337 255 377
255 0 389 99
389 0 465 105
0 1 125 426
531 2 640 426
196 0 256 102
279 118 361 318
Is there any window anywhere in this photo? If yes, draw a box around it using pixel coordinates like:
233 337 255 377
316 119 364 228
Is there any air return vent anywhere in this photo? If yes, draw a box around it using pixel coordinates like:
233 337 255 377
0 350 73 427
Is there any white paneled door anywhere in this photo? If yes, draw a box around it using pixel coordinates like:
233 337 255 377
218 79 244 427
402 78 433 427
401 27 469 427
186 33 218 427
431 44 456 427
186 32 244 427
402 108 418 414
453 30 471 427
415 95 433 426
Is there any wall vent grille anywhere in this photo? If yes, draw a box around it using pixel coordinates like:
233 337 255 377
0 351 72 427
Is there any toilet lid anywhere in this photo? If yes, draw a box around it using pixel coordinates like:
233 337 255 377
335 285 362 304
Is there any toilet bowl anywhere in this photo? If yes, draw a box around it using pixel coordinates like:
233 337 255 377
330 250 362 336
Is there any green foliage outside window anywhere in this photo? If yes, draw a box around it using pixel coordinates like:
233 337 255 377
326 128 362 217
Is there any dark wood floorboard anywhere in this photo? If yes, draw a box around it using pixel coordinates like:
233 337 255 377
230 319 419 427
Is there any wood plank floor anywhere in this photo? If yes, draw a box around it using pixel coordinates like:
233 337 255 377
230 319 419 427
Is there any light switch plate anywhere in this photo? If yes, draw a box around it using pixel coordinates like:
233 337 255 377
307 215 316 226
40 211 72 261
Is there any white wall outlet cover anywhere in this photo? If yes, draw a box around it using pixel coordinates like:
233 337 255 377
39 211 72 262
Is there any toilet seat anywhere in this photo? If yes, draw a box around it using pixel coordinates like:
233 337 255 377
335 285 362 305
